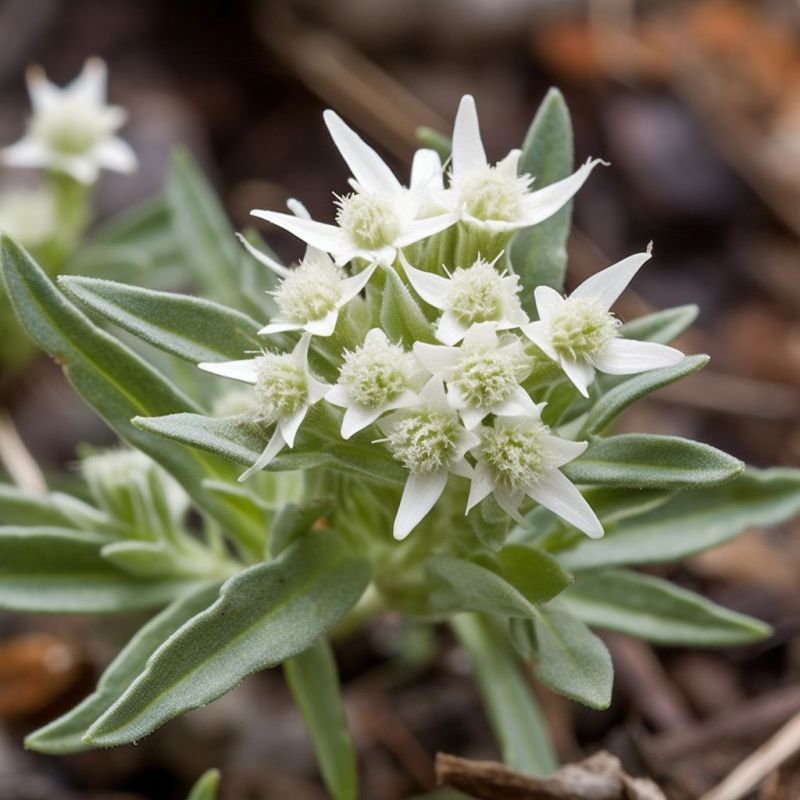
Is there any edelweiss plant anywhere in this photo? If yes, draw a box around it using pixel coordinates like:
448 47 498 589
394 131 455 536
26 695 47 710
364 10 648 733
3 86 800 800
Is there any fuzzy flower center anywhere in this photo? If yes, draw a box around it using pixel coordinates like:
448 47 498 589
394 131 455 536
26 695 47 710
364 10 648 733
339 336 411 409
34 100 110 155
451 347 527 408
276 258 342 323
448 259 521 325
336 192 401 250
253 354 307 422
481 419 553 491
456 165 530 222
387 410 460 474
548 299 620 363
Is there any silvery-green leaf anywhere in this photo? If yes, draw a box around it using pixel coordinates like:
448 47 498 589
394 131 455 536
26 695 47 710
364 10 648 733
380 268 436 347
0 237 265 558
468 494 511 551
0 483 117 533
166 149 243 307
60 276 263 363
559 468 800 571
509 88 574 304
426 547 572 618
563 434 743 489
515 605 613 709
134 407 406 485
84 532 370 746
578 354 709 437
0 527 197 614
25 582 220 754
561 569 770 645
452 614 557 775
284 640 358 800
270 497 335 557
619 304 698 345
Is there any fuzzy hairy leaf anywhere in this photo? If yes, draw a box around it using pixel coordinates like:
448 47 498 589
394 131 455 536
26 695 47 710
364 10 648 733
427 548 572 617
559 468 800 571
513 606 613 709
284 640 358 800
166 149 242 307
561 569 770 645
270 497 335 557
134 408 406 485
84 532 370 746
60 276 262 363
579 354 709 436
0 483 114 532
381 268 435 346
509 88 574 303
619 304 698 345
25 582 221 753
0 237 265 556
0 527 196 614
563 434 743 489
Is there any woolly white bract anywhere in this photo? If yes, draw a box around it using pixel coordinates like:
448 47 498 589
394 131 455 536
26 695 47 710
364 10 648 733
522 249 684 397
198 96 686 541
2 58 136 184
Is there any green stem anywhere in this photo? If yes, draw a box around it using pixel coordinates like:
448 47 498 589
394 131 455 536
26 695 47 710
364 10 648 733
46 170 92 259
451 613 558 776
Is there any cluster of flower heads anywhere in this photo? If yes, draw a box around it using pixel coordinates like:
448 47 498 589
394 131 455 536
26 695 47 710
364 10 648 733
200 96 684 542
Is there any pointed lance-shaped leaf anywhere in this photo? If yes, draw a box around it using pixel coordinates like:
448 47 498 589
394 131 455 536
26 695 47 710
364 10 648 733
84 532 370 747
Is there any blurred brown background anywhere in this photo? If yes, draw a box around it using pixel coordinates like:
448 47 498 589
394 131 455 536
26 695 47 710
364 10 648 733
1 1 800 798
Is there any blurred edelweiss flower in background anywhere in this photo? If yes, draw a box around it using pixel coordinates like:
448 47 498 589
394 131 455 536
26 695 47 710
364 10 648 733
522 247 684 396
196 94 689 540
2 57 137 184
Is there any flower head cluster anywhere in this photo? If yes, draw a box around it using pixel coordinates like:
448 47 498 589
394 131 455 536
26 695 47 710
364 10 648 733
199 96 686 543
2 58 136 184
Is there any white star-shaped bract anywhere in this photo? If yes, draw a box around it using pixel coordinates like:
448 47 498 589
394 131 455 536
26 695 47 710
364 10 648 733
521 249 685 397
467 416 603 539
198 334 331 481
399 251 529 345
326 329 421 439
442 94 603 233
413 322 542 429
2 58 136 184
238 200 379 338
380 376 478 541
252 111 457 266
